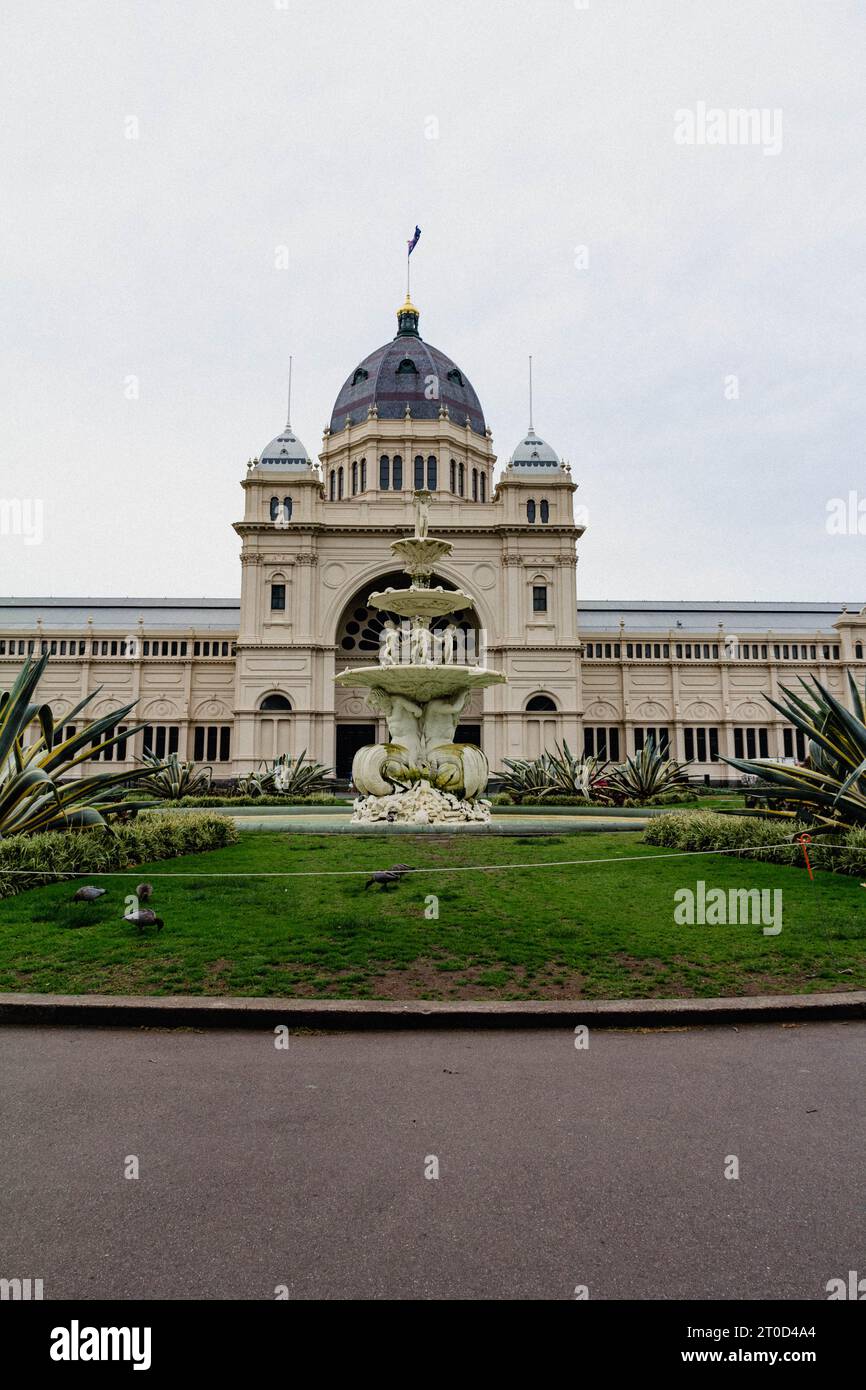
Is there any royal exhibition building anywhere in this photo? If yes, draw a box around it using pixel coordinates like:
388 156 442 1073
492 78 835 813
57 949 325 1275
3 295 864 784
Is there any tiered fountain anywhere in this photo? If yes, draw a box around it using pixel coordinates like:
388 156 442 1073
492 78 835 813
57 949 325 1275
335 491 506 823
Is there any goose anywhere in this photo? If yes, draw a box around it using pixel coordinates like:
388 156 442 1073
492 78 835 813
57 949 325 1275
124 909 164 933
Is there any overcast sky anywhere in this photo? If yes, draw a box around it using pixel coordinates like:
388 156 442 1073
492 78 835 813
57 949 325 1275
2 0 864 602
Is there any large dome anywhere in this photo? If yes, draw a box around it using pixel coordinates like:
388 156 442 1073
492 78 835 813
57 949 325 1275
329 298 486 436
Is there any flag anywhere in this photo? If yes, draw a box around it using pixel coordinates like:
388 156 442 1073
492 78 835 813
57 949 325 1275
407 225 421 256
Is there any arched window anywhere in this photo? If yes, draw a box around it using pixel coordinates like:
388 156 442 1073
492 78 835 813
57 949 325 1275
282 497 292 523
472 468 478 501
259 694 292 712
540 499 549 523
337 466 344 500
352 461 358 495
427 455 437 490
526 694 557 712
527 499 536 523
396 356 418 375
360 458 367 490
450 460 456 492
379 455 390 490
479 472 486 502
414 455 424 490
351 367 368 385
329 470 336 501
392 455 403 490
458 462 465 496
269 496 280 521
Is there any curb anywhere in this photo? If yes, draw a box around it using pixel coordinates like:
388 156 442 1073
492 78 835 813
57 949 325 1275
0 989 863 1031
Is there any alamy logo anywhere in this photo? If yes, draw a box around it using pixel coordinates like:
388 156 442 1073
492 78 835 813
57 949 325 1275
50 1320 152 1371
0 498 43 545
826 1270 866 1300
674 881 783 935
674 102 783 156
0 1276 43 1299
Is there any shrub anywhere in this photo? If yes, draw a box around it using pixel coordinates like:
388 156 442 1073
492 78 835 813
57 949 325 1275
0 812 239 900
160 793 350 808
643 811 805 865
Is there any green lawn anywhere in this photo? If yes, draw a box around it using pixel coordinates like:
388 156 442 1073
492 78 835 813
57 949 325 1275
0 831 863 1000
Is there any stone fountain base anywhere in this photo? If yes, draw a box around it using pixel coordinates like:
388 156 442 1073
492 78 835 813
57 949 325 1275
351 779 492 825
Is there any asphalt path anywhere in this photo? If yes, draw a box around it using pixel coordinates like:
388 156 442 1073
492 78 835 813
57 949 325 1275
1 1021 862 1300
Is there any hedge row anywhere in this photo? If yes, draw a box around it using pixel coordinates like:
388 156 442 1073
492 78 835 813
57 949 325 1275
644 810 866 876
155 793 351 808
0 813 239 900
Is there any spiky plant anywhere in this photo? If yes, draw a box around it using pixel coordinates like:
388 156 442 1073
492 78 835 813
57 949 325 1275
0 654 153 837
139 751 213 800
495 753 556 798
235 750 334 798
544 741 611 799
606 738 691 803
496 742 610 801
723 672 866 829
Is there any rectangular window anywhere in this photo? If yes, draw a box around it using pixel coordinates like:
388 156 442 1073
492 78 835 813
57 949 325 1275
783 728 794 758
608 728 620 761
194 641 200 655
759 728 768 758
746 728 756 758
708 728 719 761
194 727 205 761
116 726 128 760
532 586 548 613
206 726 218 761
271 584 286 611
684 729 695 761
219 727 231 762
734 729 744 758
584 727 595 756
168 727 179 755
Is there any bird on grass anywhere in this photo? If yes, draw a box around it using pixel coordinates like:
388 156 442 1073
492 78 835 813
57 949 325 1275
363 864 413 891
71 885 106 902
136 883 154 902
124 909 164 933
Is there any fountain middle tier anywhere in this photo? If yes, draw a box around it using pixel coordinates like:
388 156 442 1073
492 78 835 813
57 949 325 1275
335 663 504 704
367 585 472 620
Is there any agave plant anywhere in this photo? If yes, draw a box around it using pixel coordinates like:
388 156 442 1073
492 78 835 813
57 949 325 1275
139 751 213 800
235 750 334 798
0 654 153 837
544 741 611 799
723 672 866 829
495 753 556 798
496 742 610 801
605 738 690 803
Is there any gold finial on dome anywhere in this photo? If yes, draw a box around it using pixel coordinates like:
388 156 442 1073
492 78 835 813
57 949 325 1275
396 294 421 337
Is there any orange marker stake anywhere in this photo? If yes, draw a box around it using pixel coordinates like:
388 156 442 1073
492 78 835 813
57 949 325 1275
797 832 814 880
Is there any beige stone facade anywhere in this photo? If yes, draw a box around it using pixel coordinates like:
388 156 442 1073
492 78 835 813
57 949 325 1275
3 299 865 783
